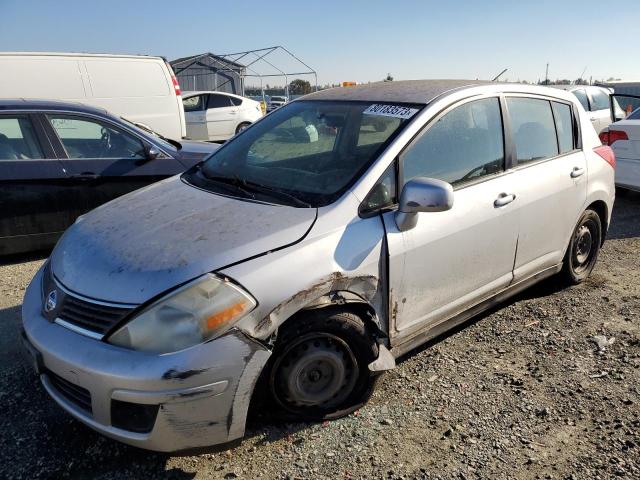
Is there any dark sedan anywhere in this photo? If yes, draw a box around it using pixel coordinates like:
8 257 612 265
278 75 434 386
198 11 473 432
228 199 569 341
0 99 219 255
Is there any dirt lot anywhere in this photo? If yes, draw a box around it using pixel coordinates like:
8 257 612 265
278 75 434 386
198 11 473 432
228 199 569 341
1 192 639 480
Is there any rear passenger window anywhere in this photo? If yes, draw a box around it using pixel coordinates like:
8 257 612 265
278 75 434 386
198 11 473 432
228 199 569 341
230 97 243 106
552 102 575 153
590 90 610 111
507 98 558 165
401 97 504 187
572 89 589 111
0 116 43 160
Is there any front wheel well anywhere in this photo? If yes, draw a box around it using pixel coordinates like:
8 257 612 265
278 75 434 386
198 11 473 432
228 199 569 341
586 200 608 246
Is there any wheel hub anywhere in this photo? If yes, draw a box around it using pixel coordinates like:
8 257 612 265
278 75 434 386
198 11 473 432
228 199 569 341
574 225 593 266
272 333 358 410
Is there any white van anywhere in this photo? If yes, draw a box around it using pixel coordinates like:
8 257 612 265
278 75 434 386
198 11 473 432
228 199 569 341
0 52 186 139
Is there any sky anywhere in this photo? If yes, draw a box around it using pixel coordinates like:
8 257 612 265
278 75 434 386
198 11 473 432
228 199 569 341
2 0 639 86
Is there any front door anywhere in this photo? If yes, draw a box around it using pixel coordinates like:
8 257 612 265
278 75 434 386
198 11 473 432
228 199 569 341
384 97 519 343
44 113 184 215
0 114 72 254
183 94 209 141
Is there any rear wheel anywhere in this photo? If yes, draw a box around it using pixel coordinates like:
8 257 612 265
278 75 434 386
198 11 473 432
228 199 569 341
267 310 378 421
561 209 602 284
236 122 251 134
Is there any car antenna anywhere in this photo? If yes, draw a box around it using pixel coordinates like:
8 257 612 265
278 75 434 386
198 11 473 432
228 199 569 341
492 68 508 82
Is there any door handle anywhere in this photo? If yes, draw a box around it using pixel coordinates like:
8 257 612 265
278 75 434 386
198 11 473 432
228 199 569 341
570 167 585 178
71 172 99 181
494 193 516 207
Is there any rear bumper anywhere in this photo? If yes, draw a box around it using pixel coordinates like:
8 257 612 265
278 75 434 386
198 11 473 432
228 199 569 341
22 265 271 452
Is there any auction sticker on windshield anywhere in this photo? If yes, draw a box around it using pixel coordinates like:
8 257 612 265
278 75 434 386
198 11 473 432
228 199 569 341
363 104 418 119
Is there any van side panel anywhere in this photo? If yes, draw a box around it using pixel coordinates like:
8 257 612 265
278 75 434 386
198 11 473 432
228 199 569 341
0 57 86 98
83 58 182 139
0 54 184 140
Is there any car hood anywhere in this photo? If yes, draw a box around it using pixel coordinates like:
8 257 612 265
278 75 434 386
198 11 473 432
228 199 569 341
175 140 220 167
50 176 317 305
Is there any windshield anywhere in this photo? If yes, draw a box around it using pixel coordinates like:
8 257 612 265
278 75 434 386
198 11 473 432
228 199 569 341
187 100 421 207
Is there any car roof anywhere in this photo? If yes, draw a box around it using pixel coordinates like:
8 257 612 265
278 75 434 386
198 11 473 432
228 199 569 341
0 98 110 115
302 80 579 104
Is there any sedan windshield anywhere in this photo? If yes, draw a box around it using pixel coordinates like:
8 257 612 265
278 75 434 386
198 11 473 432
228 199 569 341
187 100 421 207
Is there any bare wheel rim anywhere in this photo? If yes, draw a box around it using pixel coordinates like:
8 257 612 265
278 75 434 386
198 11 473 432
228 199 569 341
572 219 597 274
271 333 359 411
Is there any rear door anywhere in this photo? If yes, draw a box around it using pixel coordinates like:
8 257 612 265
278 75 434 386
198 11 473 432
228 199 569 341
183 94 208 140
0 113 72 254
507 96 587 281
44 113 185 215
206 94 238 139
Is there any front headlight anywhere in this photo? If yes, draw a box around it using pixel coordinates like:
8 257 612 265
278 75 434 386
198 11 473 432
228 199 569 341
107 274 256 354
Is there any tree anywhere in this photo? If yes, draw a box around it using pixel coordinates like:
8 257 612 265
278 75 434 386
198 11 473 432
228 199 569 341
289 79 312 95
574 78 588 85
384 73 394 82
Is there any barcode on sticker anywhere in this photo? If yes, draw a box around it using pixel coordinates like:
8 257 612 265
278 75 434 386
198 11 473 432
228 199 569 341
363 104 418 119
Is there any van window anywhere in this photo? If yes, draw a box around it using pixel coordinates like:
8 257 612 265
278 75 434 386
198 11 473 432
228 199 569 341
208 95 232 109
590 90 610 111
552 102 575 154
49 116 145 160
572 89 589 111
0 116 43 160
401 97 504 187
183 95 205 112
507 98 558 165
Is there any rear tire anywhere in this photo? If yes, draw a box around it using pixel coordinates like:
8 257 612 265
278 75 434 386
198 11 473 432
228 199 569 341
266 310 378 421
561 209 602 284
236 122 251 134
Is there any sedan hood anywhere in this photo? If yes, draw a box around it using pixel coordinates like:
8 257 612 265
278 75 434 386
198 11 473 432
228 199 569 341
51 176 316 304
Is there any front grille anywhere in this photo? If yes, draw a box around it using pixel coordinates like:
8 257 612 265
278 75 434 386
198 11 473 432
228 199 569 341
47 370 92 414
58 294 132 336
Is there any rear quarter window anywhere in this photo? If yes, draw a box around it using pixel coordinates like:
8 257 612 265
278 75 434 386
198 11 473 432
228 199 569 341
552 102 575 154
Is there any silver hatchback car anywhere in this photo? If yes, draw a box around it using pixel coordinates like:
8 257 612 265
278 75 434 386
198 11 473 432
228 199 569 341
22 80 615 452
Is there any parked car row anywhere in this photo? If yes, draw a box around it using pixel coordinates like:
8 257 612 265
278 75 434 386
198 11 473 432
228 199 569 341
21 80 616 452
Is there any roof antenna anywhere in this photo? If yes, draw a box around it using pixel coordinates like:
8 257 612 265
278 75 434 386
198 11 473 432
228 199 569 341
492 68 508 82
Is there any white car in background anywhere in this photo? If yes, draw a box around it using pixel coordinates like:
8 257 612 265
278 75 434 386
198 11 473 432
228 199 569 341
267 95 288 112
600 94 640 191
553 85 624 134
183 91 262 141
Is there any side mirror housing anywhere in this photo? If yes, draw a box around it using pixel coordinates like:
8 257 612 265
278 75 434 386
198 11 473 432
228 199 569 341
146 146 160 160
395 177 454 231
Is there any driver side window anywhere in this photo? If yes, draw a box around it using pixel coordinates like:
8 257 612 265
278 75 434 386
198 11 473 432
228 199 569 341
401 97 504 188
48 116 145 159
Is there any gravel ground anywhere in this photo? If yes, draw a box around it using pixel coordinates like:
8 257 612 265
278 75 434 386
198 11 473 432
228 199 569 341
1 192 639 480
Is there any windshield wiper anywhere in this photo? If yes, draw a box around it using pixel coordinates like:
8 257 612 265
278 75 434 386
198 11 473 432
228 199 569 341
202 172 310 207
239 180 312 208
122 117 182 150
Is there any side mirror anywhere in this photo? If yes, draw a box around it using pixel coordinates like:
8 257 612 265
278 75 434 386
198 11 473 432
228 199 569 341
395 177 454 231
146 146 160 160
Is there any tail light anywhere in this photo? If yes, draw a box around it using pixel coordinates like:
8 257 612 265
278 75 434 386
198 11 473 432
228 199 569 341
164 61 181 96
599 129 628 146
594 145 616 169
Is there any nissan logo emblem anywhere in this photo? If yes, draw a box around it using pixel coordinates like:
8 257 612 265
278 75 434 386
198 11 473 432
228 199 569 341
44 290 57 313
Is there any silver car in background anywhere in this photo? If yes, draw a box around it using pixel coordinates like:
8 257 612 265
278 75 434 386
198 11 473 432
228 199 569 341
22 80 615 452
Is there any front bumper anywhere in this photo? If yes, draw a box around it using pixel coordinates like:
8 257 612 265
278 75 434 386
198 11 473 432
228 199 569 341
22 265 271 452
